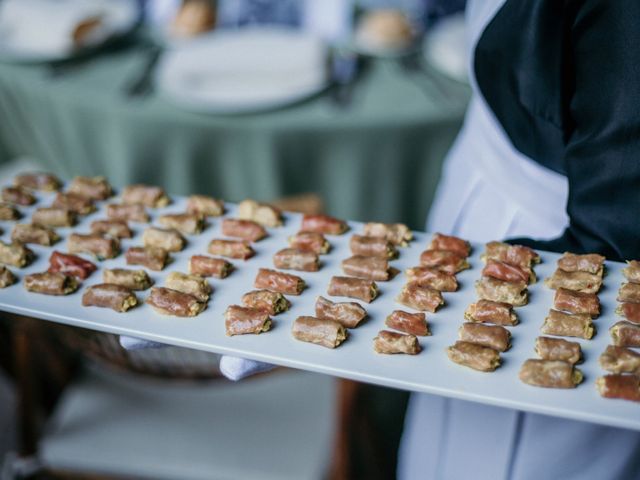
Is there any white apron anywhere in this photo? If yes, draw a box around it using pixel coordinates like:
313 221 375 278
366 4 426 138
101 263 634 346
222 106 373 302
398 1 640 479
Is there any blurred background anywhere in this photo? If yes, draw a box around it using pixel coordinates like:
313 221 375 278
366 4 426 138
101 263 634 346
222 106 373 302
0 0 470 478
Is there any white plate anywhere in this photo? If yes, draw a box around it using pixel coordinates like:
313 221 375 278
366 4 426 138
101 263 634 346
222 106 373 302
0 188 638 430
0 0 139 63
156 27 329 113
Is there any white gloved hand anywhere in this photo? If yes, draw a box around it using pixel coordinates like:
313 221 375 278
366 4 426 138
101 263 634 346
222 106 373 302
119 336 275 381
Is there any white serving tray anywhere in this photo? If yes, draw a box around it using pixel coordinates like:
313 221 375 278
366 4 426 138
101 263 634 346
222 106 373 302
1 188 638 431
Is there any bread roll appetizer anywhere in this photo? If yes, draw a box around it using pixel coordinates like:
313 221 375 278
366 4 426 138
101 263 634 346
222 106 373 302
363 222 412 246
48 251 97 279
557 252 605 276
103 268 153 291
254 268 305 295
52 192 96 215
0 203 20 220
405 266 458 292
610 321 640 347
483 259 535 284
186 195 224 217
616 302 640 324
225 305 272 336
475 277 528 306
483 241 540 268
341 255 390 281
328 276 378 303
519 359 583 388
447 341 501 372
617 282 640 303
419 249 470 274
165 272 211 302
15 172 61 191
67 176 112 200
90 219 132 239
553 288 600 317
535 337 582 364
273 248 319 272
107 203 150 223
458 323 511 352
622 260 640 284
125 246 168 271
288 231 330 254
428 233 470 258
0 241 34 267
146 287 205 317
0 266 16 288
24 272 78 295
315 296 367 328
82 284 137 312
350 234 398 259
2 186 35 206
396 282 444 312
12 223 59 246
596 374 640 402
68 233 119 260
599 345 640 374
301 214 348 235
374 330 420 355
541 309 595 339
221 218 267 242
121 184 170 208
158 213 204 235
385 310 429 336
464 300 518 326
208 239 254 260
189 255 233 278
237 199 282 227
242 290 290 315
142 227 185 252
545 269 602 294
292 316 347 349
32 207 76 228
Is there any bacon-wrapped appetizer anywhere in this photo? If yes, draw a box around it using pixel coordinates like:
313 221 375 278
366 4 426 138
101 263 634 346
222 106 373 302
596 374 640 402
482 259 535 284
385 310 429 336
458 323 511 352
121 184 170 208
273 248 319 272
0 266 16 288
15 172 60 191
221 218 267 242
617 282 640 303
165 272 211 302
350 235 398 259
396 282 444 312
535 336 582 364
447 341 501 372
301 214 348 235
557 252 605 276
52 192 95 215
292 316 347 349
0 203 20 221
483 241 540 269
82 284 138 312
90 219 133 239
288 231 330 254
419 249 470 274
103 268 153 291
0 241 34 267
519 359 583 388
242 290 290 315
623 260 640 284
67 176 112 200
107 203 150 223
186 195 224 217
12 223 59 246
225 305 272 336
476 277 528 307
32 207 76 228
374 330 421 355
24 272 78 295
142 227 185 252
237 199 282 227
68 233 119 260
428 233 470 258
545 269 602 294
125 246 168 271
147 287 205 317
405 266 458 292
363 222 412 247
2 186 35 206
341 255 390 281
208 239 254 260
610 321 640 347
254 268 305 295
48 251 96 279
599 345 640 374
616 303 640 324
553 288 600 317
158 213 204 235
464 300 518 326
189 255 233 279
542 309 595 339
328 276 378 303
315 296 367 328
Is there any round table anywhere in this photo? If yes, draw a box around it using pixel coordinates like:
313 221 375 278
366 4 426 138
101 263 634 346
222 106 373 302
0 38 469 228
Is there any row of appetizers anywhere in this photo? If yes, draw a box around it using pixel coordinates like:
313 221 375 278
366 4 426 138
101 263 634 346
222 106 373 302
448 241 540 372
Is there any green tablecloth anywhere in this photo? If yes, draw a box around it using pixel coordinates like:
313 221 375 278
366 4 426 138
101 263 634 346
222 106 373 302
0 42 469 228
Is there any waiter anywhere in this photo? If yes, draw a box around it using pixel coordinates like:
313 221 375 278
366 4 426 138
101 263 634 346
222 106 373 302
398 0 640 478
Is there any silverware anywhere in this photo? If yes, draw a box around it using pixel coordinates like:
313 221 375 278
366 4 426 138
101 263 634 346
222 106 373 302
126 43 162 97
